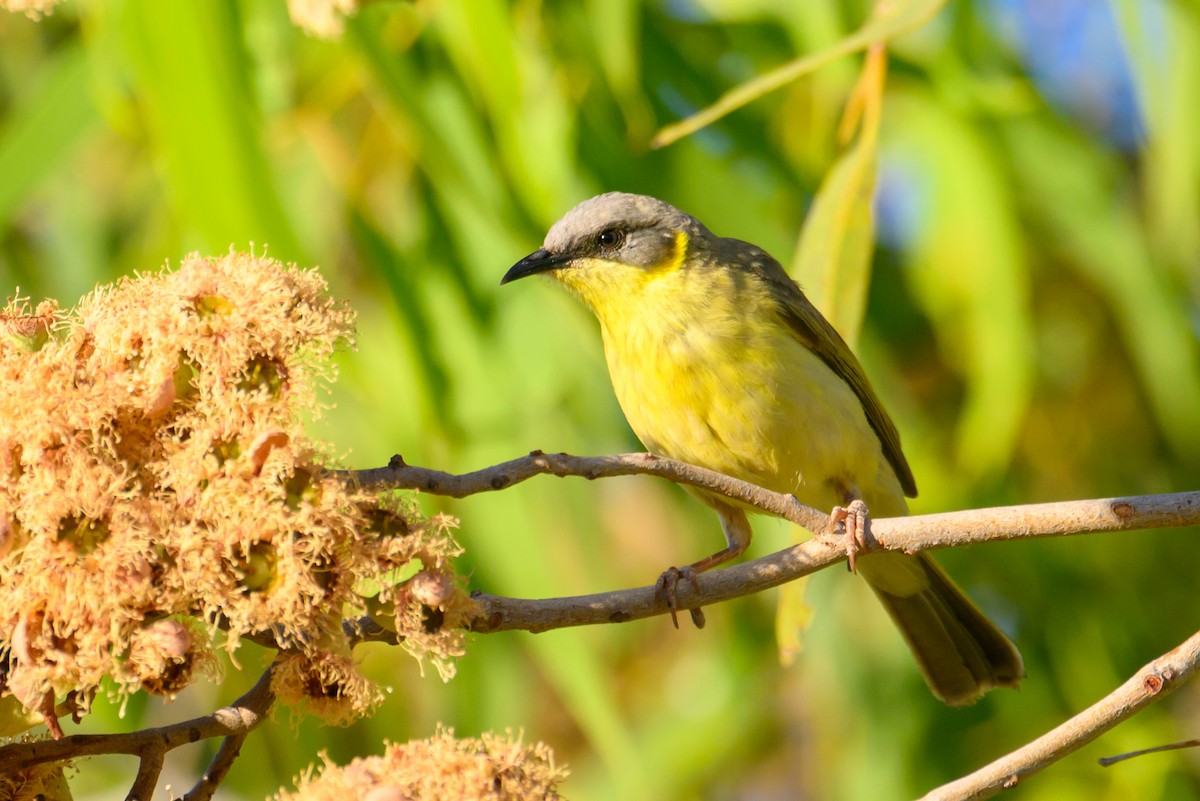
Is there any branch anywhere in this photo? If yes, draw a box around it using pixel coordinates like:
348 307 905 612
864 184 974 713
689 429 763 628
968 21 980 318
465 489 1200 632
351 451 1200 633
0 658 278 791
6 448 1197 799
349 451 831 533
184 728 252 801
356 452 1198 546
366 452 1200 797
128 750 164 801
1098 737 1200 766
918 628 1200 801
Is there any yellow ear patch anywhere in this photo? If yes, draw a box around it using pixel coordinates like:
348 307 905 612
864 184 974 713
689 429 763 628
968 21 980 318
657 230 689 274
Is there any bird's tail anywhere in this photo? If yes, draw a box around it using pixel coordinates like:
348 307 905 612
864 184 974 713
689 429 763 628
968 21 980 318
856 550 1024 706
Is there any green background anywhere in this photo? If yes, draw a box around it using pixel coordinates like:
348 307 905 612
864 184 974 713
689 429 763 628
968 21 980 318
2 1 1199 799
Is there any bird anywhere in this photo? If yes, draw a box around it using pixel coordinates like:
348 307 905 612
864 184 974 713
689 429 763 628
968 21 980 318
501 192 1023 705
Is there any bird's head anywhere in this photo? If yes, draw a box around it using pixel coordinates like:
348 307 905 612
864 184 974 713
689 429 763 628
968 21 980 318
501 193 714 314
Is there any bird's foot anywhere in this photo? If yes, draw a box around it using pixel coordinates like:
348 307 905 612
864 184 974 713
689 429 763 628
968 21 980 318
825 499 871 573
655 566 706 629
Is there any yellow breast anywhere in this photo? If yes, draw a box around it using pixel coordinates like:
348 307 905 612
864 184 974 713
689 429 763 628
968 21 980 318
582 261 905 516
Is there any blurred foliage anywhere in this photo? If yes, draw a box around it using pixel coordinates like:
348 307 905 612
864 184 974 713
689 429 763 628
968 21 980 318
2 1 1200 800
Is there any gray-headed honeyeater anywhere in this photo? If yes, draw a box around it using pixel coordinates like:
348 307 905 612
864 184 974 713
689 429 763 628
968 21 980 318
502 193 1023 705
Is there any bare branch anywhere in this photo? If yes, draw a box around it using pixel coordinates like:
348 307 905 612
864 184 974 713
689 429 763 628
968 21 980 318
184 729 251 801
466 529 846 633
128 750 164 801
0 659 278 777
353 452 1198 552
377 452 1197 798
464 488 1200 632
356 451 1198 632
918 628 1200 801
1098 738 1200 766
348 451 832 533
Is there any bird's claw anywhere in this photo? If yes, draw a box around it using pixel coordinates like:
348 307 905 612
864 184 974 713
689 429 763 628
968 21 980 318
655 566 705 629
827 499 871 572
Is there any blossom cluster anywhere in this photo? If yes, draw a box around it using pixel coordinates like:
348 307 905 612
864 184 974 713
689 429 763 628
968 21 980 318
0 253 469 734
275 728 566 801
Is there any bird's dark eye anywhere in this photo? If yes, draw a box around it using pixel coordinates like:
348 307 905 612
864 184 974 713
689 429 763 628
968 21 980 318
596 228 624 250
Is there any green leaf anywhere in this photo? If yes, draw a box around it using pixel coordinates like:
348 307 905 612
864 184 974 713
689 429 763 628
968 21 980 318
886 88 1036 479
0 43 95 229
1116 0 1200 300
121 1 303 259
1009 121 1200 463
775 575 814 667
652 0 947 147
790 48 886 345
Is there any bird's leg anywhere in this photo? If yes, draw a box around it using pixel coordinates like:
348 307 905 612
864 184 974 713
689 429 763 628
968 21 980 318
825 483 871 572
656 504 752 629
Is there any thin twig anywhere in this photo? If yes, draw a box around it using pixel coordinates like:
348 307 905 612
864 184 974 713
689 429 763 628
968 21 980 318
128 750 164 801
349 450 831 533
466 529 845 633
1098 738 1200 766
918 628 1200 801
184 730 251 801
355 452 1198 545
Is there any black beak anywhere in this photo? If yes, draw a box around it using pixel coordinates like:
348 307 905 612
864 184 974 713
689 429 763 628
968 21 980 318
501 248 572 285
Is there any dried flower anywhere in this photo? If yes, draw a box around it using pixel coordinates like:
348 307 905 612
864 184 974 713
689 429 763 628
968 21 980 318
0 0 63 20
287 0 359 38
272 645 384 726
275 728 568 801
0 761 72 801
0 253 469 735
